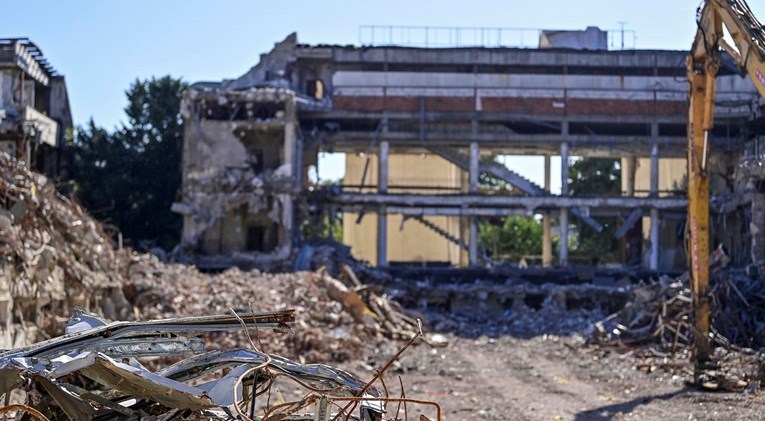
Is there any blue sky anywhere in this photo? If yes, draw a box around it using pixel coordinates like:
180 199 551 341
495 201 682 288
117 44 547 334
5 0 761 189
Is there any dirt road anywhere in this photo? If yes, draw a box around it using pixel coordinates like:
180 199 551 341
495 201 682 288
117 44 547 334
355 333 765 420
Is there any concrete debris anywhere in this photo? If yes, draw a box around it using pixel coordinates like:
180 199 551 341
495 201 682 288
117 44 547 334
385 277 630 338
0 309 435 420
124 254 425 363
0 152 130 349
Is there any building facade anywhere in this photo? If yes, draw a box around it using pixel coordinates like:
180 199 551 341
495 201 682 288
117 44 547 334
176 31 764 270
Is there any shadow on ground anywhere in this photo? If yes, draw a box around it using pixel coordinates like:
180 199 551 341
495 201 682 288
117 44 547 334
574 389 690 420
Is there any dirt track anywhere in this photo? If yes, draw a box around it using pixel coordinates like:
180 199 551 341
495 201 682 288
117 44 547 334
353 333 765 420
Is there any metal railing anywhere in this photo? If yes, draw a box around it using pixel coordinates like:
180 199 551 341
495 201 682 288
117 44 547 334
358 25 636 50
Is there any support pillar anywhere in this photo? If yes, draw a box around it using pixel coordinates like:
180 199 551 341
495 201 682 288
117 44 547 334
468 142 479 265
542 155 553 267
649 141 660 271
752 193 765 264
559 142 569 266
377 140 389 267
624 157 636 197
281 99 297 251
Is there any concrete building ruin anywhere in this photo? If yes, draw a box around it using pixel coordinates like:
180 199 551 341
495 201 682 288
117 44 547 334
0 38 71 179
175 29 765 271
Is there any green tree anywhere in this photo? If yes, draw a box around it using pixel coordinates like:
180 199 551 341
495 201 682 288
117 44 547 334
568 158 621 262
479 216 543 259
67 76 187 249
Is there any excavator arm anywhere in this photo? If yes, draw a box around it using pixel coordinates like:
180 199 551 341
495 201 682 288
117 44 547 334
688 0 765 375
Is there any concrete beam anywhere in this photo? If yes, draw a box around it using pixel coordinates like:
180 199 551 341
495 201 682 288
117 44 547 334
304 110 688 125
337 205 687 218
320 46 689 69
329 192 688 210
324 131 687 157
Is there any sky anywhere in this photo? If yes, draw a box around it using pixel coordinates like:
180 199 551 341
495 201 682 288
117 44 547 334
6 0 762 190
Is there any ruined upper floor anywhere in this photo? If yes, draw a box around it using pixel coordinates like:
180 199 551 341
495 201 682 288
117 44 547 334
0 38 72 177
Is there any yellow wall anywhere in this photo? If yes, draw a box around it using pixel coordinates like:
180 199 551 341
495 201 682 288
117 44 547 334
624 157 686 197
342 153 465 265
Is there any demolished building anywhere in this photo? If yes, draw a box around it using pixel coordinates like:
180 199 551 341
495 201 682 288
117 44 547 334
0 38 71 179
174 30 765 271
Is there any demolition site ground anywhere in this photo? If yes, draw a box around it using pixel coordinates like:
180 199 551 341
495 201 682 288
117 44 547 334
370 319 765 420
3 152 765 419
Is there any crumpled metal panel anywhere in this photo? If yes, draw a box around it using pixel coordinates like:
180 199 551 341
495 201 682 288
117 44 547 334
80 353 216 410
34 375 96 420
158 349 377 397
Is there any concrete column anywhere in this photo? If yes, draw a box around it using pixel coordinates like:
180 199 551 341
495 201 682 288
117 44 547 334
624 157 636 197
468 142 479 265
469 142 479 193
752 193 765 264
377 140 389 266
649 141 660 271
650 142 659 196
559 142 569 266
542 154 553 267
281 99 297 251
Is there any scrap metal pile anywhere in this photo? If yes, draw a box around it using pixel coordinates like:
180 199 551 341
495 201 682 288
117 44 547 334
0 153 130 349
589 271 765 352
0 309 439 420
588 270 765 389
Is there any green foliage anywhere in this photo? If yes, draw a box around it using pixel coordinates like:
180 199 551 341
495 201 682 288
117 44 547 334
302 214 343 243
67 76 187 250
568 158 620 196
568 158 621 262
479 216 543 259
303 178 343 243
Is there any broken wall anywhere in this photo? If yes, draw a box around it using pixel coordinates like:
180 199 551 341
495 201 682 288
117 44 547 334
175 89 298 258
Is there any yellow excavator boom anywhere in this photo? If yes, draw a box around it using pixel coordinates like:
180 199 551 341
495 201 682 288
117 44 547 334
688 0 765 376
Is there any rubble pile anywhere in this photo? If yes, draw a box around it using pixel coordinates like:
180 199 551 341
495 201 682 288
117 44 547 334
0 153 129 349
124 254 422 362
385 278 629 338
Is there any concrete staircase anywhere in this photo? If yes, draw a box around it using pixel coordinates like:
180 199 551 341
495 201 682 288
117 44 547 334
428 146 604 232
407 214 469 251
